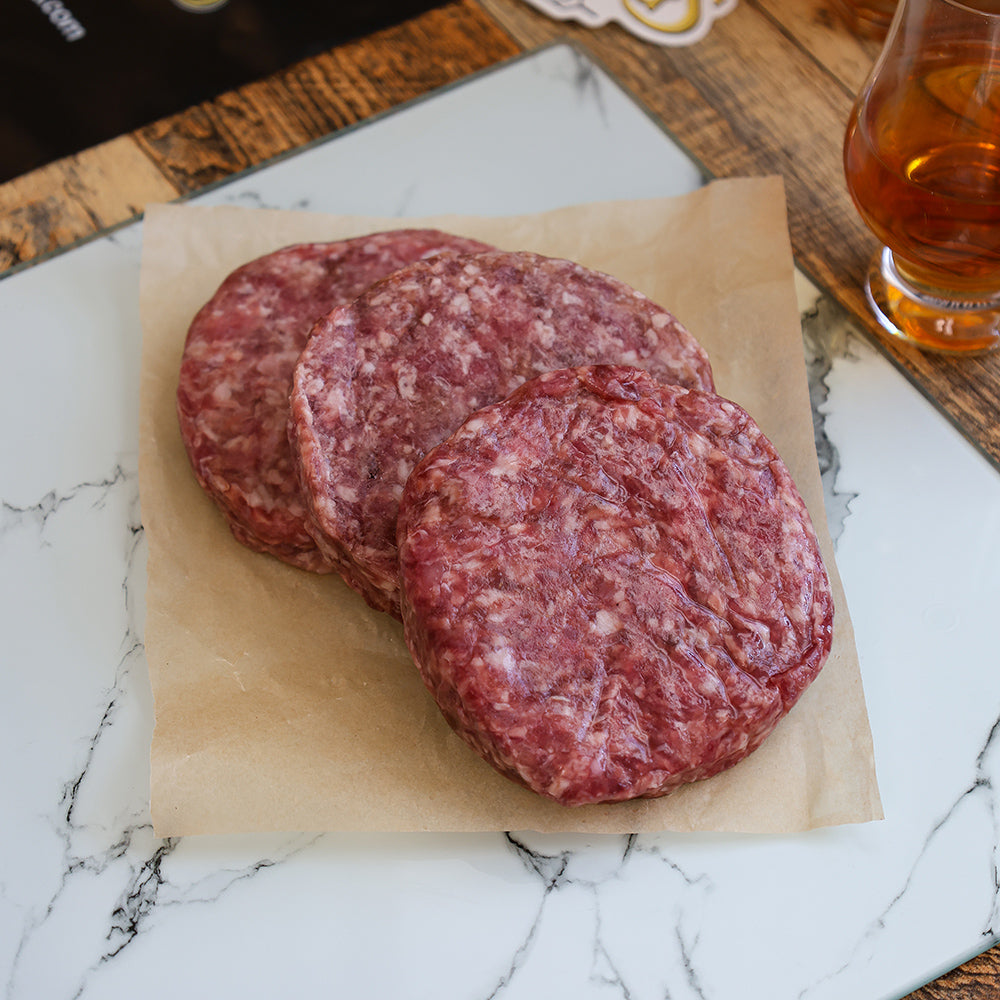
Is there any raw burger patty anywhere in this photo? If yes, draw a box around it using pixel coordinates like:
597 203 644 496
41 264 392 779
290 250 713 612
397 365 834 806
176 229 492 571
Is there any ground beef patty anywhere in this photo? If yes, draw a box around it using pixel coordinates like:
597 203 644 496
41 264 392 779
176 229 492 571
290 250 713 612
397 365 833 806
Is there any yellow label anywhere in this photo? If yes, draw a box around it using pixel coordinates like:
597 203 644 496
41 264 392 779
171 0 230 12
623 0 711 33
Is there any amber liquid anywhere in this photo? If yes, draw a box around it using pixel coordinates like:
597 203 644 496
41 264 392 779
844 43 1000 300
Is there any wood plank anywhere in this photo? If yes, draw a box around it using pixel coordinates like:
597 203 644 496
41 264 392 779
907 945 1000 1000
132 1 521 194
0 136 177 269
0 0 520 274
758 0 885 89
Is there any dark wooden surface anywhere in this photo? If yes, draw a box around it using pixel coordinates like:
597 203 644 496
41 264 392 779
2 0 997 995
0 1 520 268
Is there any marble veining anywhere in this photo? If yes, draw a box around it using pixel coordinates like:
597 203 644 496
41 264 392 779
799 284 860 544
486 832 716 999
558 46 612 124
3 462 148 998
4 42 1000 1000
808 707 1000 999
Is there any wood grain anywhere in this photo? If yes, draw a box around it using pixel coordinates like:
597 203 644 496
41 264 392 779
0 136 178 266
908 947 1000 999
0 0 520 273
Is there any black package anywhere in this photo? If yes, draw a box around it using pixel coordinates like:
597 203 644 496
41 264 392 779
3 0 446 183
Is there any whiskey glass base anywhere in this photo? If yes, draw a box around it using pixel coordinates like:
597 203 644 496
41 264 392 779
865 247 1000 356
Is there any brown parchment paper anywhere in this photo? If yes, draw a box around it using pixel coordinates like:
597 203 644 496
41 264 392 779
139 177 883 838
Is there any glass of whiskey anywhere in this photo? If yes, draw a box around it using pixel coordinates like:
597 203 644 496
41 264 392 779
844 0 1000 354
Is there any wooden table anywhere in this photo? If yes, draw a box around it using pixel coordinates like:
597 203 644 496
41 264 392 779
3 0 997 995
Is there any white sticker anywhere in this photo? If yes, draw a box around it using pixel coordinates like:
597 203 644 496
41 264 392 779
519 0 737 46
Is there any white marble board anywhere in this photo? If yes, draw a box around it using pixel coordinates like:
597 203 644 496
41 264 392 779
3 42 1000 1000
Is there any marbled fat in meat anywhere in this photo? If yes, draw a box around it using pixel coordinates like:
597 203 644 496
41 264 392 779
290 250 713 612
176 230 493 571
397 365 833 806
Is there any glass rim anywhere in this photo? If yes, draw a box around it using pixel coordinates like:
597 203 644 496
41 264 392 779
940 0 1000 19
